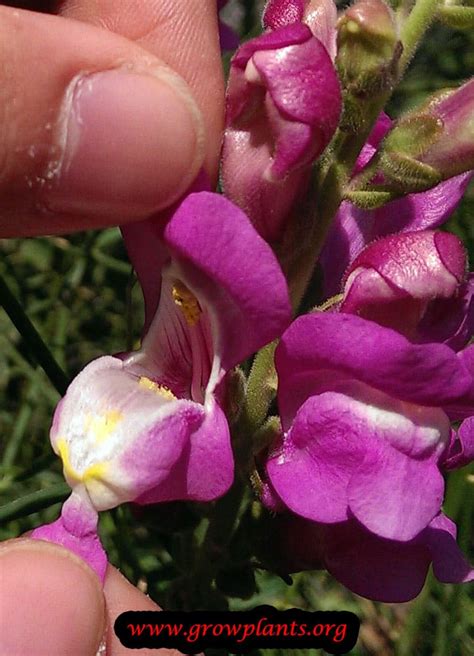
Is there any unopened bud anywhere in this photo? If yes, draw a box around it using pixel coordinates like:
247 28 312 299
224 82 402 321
222 23 341 240
380 79 474 188
336 0 400 96
340 230 473 349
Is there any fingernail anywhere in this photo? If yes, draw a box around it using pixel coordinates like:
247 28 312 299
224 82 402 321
44 68 204 219
0 539 105 656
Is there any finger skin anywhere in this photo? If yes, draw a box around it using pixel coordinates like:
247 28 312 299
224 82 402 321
0 539 105 656
0 6 205 237
104 565 181 656
0 539 182 656
59 0 225 182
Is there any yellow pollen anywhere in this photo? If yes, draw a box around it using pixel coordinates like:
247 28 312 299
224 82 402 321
84 409 123 444
172 281 201 326
139 377 177 400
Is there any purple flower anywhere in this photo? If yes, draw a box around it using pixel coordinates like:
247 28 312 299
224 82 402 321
265 312 473 543
320 113 472 296
340 230 474 350
222 21 341 240
267 512 473 602
32 192 291 579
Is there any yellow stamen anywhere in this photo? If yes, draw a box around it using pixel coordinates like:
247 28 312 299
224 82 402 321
139 377 177 400
172 281 201 326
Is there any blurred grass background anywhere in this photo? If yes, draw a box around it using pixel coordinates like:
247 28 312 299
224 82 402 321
0 1 473 654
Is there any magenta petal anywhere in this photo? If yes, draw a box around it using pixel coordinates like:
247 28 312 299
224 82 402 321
263 0 305 30
164 192 291 372
118 399 205 501
251 32 340 132
32 493 107 582
348 441 444 540
418 274 474 351
276 313 473 423
266 393 367 523
233 23 311 70
135 400 233 503
424 514 474 584
323 519 431 603
321 173 472 296
442 417 474 470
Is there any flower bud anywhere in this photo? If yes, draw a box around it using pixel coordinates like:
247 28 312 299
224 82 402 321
263 0 337 58
340 230 472 348
222 23 341 240
336 0 400 97
380 79 474 188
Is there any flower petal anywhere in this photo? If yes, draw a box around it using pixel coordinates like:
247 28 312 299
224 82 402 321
276 313 473 425
32 491 107 582
163 192 291 375
266 393 367 523
51 355 204 510
424 514 474 584
135 399 233 503
348 440 444 540
442 417 474 470
323 519 431 602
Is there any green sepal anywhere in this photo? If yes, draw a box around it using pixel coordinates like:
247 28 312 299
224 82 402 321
383 114 444 157
379 151 442 192
344 189 398 209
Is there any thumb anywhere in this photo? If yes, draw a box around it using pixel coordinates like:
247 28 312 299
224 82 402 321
0 539 106 656
103 565 181 656
0 539 181 656
0 6 205 237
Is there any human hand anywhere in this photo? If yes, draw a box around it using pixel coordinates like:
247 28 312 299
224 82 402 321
0 538 181 655
0 2 223 652
0 0 224 237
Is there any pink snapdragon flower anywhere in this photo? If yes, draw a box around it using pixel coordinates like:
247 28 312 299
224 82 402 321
340 230 474 350
33 192 291 580
266 312 473 543
222 3 341 240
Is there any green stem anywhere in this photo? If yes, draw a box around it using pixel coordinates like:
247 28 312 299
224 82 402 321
0 482 70 524
399 0 442 73
0 275 69 396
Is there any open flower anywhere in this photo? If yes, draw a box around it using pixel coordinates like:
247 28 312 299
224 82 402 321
33 192 291 579
340 230 474 350
265 312 473 543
